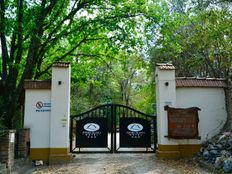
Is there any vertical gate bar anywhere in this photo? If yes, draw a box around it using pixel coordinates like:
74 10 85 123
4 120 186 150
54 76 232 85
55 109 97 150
154 117 157 152
70 117 73 152
107 105 110 152
126 106 128 117
118 107 121 120
110 105 114 153
113 104 116 153
114 104 117 153
124 107 126 117
117 106 119 151
145 114 148 151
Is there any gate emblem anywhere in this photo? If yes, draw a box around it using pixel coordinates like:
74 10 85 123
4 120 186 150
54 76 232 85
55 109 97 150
84 123 100 132
127 123 143 132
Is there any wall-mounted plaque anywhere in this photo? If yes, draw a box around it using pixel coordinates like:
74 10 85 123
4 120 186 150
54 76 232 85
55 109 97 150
165 106 200 139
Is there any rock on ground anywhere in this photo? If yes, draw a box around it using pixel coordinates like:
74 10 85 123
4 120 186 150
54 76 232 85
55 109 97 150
199 132 232 173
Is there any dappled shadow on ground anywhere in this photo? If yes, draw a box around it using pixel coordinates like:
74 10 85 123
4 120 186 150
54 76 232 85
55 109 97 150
31 154 212 174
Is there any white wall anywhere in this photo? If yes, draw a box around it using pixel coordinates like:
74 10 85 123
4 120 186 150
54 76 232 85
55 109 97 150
176 88 227 141
155 64 227 147
24 89 51 148
50 66 71 148
24 63 71 154
155 68 177 145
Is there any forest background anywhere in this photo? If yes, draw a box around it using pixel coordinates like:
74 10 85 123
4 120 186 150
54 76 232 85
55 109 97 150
0 0 231 129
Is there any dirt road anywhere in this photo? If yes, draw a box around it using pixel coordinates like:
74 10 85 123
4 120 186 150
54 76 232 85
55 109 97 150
30 154 212 174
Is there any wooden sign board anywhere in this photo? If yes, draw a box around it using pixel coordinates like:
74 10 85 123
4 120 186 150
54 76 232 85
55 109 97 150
165 106 200 139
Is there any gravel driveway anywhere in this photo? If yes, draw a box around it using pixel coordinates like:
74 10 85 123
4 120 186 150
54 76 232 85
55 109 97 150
30 153 212 174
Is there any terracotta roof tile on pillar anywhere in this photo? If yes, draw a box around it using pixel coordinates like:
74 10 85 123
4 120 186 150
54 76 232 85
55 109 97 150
176 77 227 88
156 63 175 70
52 62 70 68
24 80 51 89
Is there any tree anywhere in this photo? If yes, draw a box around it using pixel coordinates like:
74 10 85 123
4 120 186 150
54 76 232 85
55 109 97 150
70 54 118 114
70 52 155 115
0 0 158 128
149 0 232 79
112 53 145 106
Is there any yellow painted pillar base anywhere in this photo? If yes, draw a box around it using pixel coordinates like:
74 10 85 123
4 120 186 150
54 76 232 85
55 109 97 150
49 148 72 164
30 148 72 164
30 148 50 161
157 144 201 159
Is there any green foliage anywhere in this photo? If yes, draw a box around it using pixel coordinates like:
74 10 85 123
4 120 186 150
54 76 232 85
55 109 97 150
0 0 160 128
2 0 231 128
70 52 155 115
131 82 156 115
149 1 232 79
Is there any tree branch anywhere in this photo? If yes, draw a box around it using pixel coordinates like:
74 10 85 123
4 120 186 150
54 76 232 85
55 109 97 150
71 53 117 76
42 0 92 47
34 35 90 78
17 0 58 97
0 0 9 80
15 0 23 64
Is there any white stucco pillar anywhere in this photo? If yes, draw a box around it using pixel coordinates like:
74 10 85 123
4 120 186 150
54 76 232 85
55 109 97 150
155 64 201 158
49 62 71 162
155 64 177 145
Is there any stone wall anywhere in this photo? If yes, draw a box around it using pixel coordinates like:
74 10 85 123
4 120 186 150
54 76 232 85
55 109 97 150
15 128 30 158
0 129 31 173
0 163 7 173
0 130 16 168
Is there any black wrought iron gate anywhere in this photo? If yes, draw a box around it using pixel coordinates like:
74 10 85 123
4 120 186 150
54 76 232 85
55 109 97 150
70 104 157 153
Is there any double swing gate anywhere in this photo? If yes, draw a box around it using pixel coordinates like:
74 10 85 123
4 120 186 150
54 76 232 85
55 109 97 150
70 104 157 153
